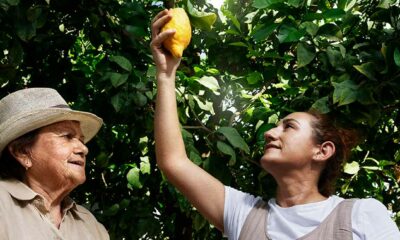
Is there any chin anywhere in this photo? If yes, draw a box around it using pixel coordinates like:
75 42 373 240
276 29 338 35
260 155 280 170
77 175 86 185
70 174 86 186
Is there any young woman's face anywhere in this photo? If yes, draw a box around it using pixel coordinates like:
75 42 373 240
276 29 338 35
260 112 320 173
26 120 88 190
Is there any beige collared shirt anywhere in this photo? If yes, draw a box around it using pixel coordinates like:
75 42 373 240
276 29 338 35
0 179 109 240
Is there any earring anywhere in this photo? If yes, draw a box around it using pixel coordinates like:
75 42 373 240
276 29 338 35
25 160 31 170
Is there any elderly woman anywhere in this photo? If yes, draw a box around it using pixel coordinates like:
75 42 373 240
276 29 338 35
0 88 109 239
151 9 400 240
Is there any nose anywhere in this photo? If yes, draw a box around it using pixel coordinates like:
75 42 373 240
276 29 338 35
74 139 89 157
264 127 278 142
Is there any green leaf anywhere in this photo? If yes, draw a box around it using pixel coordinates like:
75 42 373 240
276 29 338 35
146 65 156 78
16 23 36 42
326 46 343 68
311 96 330 114
193 213 207 231
217 141 237 166
351 105 381 126
229 42 248 47
394 48 400 67
6 0 19 6
252 0 283 9
100 31 112 45
26 6 43 23
95 152 109 168
364 106 381 126
252 23 279 42
357 86 377 105
186 0 217 31
256 123 273 143
196 76 220 94
344 161 360 175
317 23 342 41
378 160 395 167
299 22 319 36
140 156 150 174
303 12 323 21
111 94 123 112
125 25 146 37
341 180 351 194
394 150 400 161
8 41 23 65
194 66 205 75
338 0 357 11
103 203 120 216
217 127 250 154
189 151 202 165
206 68 220 75
225 29 241 35
370 9 391 22
110 73 129 88
221 9 241 32
246 71 263 85
110 55 132 72
127 166 143 189
353 63 377 81
377 0 392 9
277 25 304 43
193 96 215 114
332 80 358 106
322 9 346 19
297 42 316 67
132 92 148 107
286 0 303 7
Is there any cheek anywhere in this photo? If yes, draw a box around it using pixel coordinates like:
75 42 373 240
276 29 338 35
33 143 73 164
286 137 315 155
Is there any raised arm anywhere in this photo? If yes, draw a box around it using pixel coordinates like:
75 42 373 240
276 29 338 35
151 9 225 231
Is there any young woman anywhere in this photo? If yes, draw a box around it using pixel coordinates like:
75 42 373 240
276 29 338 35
151 9 400 240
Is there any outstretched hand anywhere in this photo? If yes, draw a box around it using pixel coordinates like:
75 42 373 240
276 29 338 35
150 9 181 77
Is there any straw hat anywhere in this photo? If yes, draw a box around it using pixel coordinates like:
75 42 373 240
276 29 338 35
0 88 103 156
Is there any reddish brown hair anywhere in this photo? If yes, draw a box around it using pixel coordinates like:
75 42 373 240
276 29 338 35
307 110 359 197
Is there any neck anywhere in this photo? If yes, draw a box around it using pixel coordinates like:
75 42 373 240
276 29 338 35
273 172 326 207
24 177 73 227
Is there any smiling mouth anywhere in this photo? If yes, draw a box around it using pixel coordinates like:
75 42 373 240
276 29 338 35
67 160 84 167
264 144 280 151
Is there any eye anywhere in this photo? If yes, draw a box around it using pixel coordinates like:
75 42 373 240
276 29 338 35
61 133 74 140
284 123 294 129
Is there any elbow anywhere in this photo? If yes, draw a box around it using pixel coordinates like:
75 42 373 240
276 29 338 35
156 154 189 175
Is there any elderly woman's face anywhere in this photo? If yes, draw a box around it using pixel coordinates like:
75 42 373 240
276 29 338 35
27 120 88 188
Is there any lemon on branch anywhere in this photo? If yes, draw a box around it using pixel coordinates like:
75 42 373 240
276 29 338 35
161 8 192 58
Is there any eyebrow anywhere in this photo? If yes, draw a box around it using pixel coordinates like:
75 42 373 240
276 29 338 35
278 118 301 126
55 126 85 141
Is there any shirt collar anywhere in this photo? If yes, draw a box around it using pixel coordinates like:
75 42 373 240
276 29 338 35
0 178 37 200
0 178 81 214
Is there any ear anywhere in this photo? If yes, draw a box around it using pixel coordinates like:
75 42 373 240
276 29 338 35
313 141 335 162
7 144 32 168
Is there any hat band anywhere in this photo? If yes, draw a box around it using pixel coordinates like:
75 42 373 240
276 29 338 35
51 104 70 109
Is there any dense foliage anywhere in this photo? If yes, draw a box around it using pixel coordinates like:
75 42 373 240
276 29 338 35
1 0 399 238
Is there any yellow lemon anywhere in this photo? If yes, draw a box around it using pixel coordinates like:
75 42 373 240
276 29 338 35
161 8 192 58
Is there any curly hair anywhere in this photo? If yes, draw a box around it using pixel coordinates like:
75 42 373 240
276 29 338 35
307 110 360 197
0 129 39 181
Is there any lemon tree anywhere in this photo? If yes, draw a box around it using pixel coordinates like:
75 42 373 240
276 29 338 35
0 0 399 238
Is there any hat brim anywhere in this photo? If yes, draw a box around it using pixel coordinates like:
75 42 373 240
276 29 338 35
0 108 103 155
